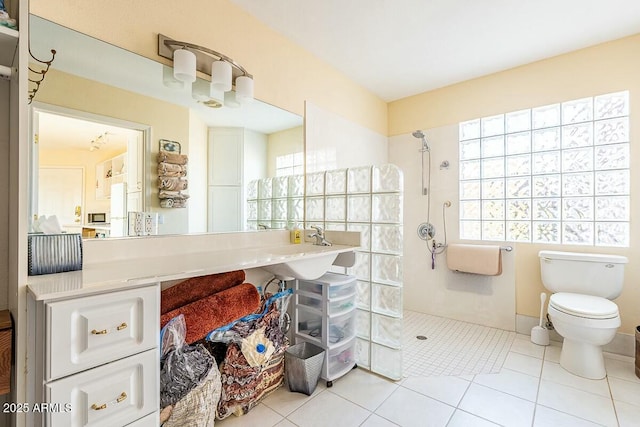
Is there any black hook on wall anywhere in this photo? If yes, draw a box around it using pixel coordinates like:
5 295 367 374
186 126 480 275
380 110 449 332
28 47 56 104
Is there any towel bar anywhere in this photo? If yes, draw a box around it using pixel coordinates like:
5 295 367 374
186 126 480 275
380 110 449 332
500 246 513 252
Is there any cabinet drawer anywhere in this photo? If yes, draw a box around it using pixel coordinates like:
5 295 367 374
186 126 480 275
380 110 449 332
46 286 159 380
298 273 356 299
296 306 355 346
46 348 159 427
325 338 356 380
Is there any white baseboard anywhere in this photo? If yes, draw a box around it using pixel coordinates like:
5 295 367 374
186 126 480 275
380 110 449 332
515 314 635 358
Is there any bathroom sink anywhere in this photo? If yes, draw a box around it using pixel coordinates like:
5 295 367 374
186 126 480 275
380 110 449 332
260 244 341 280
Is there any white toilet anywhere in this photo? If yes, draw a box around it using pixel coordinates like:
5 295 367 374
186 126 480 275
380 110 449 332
538 250 628 379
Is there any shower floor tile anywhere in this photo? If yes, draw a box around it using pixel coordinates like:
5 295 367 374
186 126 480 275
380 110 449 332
402 310 516 377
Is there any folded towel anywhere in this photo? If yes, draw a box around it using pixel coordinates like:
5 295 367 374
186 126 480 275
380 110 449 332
159 190 190 200
446 243 502 275
157 151 189 165
158 162 187 177
160 198 188 208
158 177 189 191
160 283 261 344
161 270 246 314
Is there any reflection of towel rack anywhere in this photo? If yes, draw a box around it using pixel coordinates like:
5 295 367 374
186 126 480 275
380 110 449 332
500 246 513 252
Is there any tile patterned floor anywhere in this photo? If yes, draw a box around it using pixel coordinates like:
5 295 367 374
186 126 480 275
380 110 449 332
216 333 640 427
403 310 516 377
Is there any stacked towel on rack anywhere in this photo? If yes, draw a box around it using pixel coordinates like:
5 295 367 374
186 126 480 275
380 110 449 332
157 151 189 165
158 177 189 191
158 162 188 177
446 243 502 275
157 150 189 208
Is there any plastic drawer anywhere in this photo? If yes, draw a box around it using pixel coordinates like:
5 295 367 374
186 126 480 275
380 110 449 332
326 339 356 380
298 291 355 316
297 293 322 310
297 273 356 299
296 307 322 341
328 280 356 300
296 306 355 345
328 292 356 316
327 309 356 346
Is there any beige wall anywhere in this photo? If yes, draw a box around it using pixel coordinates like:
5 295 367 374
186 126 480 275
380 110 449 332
389 34 640 334
30 0 388 136
267 126 304 177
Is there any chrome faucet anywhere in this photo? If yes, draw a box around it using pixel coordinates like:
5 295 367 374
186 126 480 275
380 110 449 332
308 225 332 246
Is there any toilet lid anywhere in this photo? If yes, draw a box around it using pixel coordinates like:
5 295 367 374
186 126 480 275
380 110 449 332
550 292 619 319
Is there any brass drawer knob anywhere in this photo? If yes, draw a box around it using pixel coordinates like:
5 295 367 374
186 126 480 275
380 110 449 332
91 392 127 410
91 322 128 335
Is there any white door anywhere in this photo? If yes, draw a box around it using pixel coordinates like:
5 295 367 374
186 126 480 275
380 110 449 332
38 167 84 228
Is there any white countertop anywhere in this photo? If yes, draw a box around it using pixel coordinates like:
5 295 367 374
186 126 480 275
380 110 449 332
27 242 357 301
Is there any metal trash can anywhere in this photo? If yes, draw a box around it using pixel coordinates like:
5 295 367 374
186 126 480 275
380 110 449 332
635 326 640 379
285 342 325 395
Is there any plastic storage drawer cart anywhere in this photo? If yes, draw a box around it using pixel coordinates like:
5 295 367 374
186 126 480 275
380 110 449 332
294 272 357 387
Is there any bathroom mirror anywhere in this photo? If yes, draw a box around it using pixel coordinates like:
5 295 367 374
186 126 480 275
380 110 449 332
28 15 304 237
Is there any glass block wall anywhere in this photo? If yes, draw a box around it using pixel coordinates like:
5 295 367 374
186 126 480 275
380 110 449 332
304 165 404 380
247 164 404 380
246 174 304 230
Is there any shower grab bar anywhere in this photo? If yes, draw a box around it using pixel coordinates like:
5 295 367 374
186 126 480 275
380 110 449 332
500 246 513 252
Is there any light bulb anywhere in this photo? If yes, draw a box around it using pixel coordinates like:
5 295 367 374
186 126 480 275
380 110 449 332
173 49 196 83
235 75 254 103
211 60 232 92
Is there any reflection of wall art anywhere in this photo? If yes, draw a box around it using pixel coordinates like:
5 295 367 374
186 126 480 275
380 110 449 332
160 139 181 153
157 140 189 208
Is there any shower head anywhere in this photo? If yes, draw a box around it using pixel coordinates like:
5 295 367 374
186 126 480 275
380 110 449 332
412 130 430 152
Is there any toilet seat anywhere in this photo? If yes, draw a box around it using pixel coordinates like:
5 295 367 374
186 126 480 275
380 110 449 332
550 292 618 319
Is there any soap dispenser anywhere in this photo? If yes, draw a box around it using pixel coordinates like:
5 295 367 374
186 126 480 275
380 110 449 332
290 223 302 244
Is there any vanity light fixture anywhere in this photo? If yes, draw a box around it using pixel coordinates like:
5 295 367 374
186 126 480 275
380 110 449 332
162 65 184 89
224 91 241 109
211 60 232 92
235 75 254 104
158 34 254 105
172 48 197 83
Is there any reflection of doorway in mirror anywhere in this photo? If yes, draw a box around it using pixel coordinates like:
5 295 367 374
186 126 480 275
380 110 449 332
29 103 150 235
38 167 84 230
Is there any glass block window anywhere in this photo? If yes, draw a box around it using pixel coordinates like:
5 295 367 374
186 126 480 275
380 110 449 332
275 152 304 177
459 91 630 247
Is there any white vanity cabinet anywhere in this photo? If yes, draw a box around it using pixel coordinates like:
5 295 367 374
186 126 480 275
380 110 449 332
294 273 357 387
27 284 160 427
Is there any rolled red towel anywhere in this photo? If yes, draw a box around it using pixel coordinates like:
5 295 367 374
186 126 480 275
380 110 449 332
161 270 246 314
160 283 261 344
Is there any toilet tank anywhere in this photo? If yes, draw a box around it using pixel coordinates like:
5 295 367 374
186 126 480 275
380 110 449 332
539 251 628 299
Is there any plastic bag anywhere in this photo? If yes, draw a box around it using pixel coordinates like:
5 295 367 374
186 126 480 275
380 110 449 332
160 314 187 359
206 288 292 345
159 314 217 408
